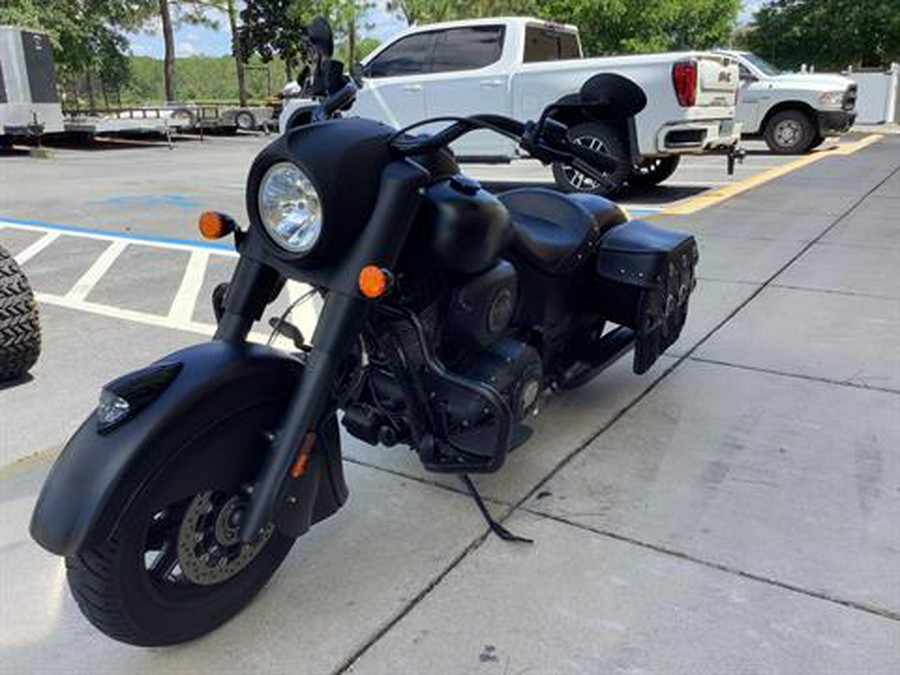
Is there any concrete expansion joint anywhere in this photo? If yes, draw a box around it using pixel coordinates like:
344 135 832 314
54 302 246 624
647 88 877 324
768 282 900 302
518 508 900 624
688 356 900 396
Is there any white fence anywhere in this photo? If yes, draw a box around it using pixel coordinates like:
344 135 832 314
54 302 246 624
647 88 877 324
845 63 899 124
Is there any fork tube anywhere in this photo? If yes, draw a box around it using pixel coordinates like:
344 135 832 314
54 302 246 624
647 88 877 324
239 291 365 541
214 257 281 343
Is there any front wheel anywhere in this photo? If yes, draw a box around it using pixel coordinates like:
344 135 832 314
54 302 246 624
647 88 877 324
66 491 296 645
63 392 340 645
552 122 630 196
764 109 815 154
628 156 681 188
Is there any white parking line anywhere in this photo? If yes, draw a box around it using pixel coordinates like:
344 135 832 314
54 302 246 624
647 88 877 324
65 239 128 302
13 232 61 265
168 249 211 323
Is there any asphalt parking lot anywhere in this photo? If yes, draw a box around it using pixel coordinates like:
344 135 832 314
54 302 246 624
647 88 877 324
1 130 898 673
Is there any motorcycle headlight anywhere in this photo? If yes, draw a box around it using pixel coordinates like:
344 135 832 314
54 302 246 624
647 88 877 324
258 162 323 254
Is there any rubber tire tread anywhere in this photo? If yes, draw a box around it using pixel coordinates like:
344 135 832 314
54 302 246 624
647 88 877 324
0 243 41 381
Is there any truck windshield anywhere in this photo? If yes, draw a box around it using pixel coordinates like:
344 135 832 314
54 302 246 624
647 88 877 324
524 26 581 62
743 52 781 76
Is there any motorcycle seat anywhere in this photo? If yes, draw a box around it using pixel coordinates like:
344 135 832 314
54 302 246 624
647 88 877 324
497 188 628 275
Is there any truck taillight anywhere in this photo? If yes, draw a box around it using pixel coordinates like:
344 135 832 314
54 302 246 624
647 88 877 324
672 60 697 107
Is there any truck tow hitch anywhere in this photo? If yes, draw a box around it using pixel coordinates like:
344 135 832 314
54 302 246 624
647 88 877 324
727 145 746 175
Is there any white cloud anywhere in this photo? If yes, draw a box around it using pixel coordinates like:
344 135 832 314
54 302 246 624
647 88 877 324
177 40 199 57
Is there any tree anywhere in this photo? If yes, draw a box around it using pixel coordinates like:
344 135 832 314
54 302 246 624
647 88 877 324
239 0 309 80
747 0 900 70
225 0 248 105
388 0 537 25
0 0 148 108
535 0 741 55
147 1 223 102
240 1 372 80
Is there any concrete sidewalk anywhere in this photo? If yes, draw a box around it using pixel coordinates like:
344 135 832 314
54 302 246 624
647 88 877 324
1 137 898 674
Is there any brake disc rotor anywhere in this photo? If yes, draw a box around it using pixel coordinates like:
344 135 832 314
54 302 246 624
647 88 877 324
176 491 274 586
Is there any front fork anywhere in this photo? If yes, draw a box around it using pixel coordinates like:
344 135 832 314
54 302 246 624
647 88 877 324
216 159 430 541
214 258 366 541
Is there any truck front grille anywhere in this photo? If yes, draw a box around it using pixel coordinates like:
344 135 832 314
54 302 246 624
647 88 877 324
843 84 857 111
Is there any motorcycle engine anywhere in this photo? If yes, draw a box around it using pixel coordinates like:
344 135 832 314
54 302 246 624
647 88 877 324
450 337 542 424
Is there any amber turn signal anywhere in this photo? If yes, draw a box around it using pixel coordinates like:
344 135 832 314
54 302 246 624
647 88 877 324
359 265 390 299
198 211 235 240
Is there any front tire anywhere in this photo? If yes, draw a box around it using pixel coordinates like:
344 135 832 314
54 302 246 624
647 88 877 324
64 394 339 645
66 508 295 646
764 109 815 154
0 244 41 381
552 122 630 196
628 156 681 187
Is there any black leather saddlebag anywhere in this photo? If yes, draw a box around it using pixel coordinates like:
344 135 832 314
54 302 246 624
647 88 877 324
594 220 698 374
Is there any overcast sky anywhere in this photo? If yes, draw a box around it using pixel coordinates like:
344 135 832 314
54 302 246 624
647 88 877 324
128 1 767 59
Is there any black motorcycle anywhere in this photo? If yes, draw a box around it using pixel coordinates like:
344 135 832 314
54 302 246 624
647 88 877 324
30 18 697 646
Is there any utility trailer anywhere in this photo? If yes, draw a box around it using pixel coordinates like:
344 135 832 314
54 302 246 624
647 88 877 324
0 26 64 142
188 104 274 132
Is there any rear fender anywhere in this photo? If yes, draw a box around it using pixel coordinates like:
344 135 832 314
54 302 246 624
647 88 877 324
30 341 347 556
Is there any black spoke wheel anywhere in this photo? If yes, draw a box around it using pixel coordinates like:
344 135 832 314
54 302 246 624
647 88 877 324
628 155 681 188
62 392 339 646
66 486 295 646
551 122 629 196
0 243 41 381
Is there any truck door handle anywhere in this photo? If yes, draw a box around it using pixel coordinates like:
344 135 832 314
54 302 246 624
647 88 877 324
480 79 504 88
403 84 422 92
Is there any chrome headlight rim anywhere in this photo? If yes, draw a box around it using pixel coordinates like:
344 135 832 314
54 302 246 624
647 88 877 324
257 160 324 256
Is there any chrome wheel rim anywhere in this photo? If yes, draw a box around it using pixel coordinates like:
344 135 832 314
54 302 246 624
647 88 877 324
562 135 609 190
774 119 802 148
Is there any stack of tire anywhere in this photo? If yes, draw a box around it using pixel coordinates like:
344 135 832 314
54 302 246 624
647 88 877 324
0 244 41 381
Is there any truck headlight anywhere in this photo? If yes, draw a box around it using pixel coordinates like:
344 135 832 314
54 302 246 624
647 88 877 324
818 91 845 108
258 162 323 255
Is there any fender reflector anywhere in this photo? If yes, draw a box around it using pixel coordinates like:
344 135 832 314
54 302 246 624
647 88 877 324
359 265 390 299
290 433 317 478
199 211 236 240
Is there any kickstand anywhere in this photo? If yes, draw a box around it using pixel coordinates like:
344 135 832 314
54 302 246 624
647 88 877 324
460 475 533 544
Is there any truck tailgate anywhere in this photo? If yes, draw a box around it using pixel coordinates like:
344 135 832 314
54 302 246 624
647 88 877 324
695 54 738 108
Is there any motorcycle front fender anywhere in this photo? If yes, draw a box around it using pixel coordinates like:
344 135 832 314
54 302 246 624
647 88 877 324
30 341 347 557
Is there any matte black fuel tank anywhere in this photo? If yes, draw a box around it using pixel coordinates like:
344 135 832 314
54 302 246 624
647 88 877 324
415 175 511 274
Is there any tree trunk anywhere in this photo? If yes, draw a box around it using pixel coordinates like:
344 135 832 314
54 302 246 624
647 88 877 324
348 20 356 65
226 0 248 106
85 72 96 114
159 0 177 102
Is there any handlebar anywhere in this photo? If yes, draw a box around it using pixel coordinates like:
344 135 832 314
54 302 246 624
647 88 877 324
390 113 623 186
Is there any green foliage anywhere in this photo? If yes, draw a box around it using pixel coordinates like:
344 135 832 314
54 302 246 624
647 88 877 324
747 0 900 69
536 0 741 55
121 54 283 104
0 0 149 91
240 0 373 76
388 0 538 24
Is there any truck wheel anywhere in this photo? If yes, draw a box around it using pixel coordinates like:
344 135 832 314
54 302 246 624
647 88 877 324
628 156 681 187
552 122 630 196
764 110 815 154
0 244 41 381
235 111 257 131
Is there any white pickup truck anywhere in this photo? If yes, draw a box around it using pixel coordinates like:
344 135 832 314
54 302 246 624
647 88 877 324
280 17 741 195
719 51 857 154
